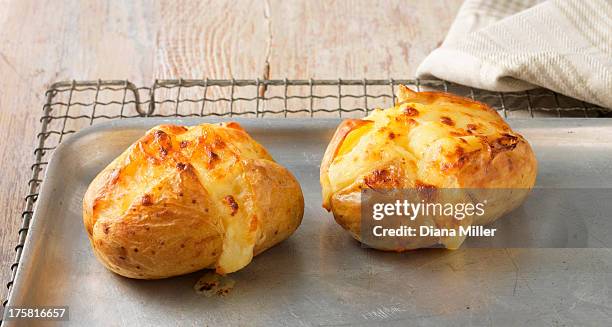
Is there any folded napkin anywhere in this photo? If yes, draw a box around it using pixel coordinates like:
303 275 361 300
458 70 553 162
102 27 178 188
417 0 612 108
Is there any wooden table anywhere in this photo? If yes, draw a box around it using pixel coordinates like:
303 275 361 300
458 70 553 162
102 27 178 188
0 0 462 303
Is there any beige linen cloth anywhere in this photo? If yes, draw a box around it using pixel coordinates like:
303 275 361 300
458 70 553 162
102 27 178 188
417 0 612 108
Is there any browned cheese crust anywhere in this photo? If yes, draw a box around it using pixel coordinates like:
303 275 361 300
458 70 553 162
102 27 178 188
320 85 537 250
83 122 304 279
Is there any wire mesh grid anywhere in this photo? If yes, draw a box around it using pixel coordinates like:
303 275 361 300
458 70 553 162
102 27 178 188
3 78 610 306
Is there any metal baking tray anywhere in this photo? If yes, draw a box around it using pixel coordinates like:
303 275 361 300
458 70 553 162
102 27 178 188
5 118 612 326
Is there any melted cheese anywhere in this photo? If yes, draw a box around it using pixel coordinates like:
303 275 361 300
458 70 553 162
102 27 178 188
326 93 515 194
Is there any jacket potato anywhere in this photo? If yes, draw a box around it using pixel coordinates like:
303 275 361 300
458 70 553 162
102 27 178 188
83 122 304 279
320 85 537 250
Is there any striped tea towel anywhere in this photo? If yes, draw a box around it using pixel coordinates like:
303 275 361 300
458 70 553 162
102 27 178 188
416 0 612 108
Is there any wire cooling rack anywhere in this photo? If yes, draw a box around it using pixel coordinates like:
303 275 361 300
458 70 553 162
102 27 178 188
3 78 610 306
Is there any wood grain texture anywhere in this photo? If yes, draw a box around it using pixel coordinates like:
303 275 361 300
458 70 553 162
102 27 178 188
267 0 462 78
0 0 462 304
156 0 268 79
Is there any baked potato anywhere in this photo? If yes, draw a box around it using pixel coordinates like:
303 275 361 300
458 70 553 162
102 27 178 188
320 85 537 250
83 122 304 279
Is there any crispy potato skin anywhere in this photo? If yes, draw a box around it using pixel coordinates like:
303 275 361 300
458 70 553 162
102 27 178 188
320 85 537 250
83 122 304 279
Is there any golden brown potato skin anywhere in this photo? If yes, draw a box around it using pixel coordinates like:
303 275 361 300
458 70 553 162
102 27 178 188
320 85 537 250
83 122 304 279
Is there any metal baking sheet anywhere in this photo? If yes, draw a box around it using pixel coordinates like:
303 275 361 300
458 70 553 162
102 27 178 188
5 118 612 326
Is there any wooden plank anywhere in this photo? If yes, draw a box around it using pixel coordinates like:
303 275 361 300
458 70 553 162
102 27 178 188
155 0 268 79
266 0 463 78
